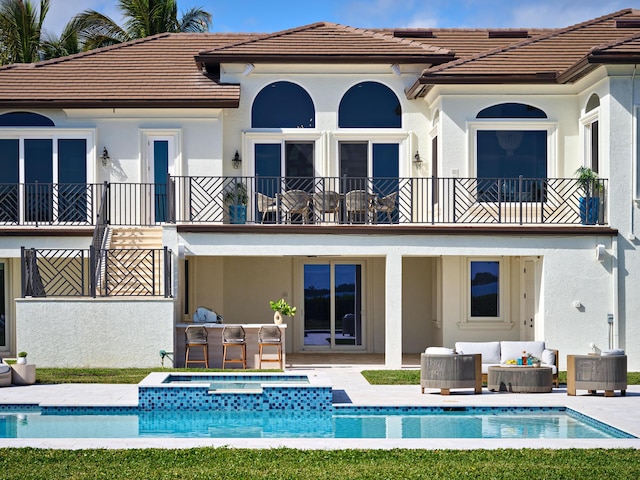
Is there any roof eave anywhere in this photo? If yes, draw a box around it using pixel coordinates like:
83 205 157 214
0 98 241 109
195 54 454 64
408 72 559 98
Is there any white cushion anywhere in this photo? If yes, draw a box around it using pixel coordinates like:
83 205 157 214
455 341 501 364
500 341 545 364
541 349 556 366
602 349 625 356
424 347 455 355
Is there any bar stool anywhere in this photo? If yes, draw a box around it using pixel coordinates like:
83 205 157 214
185 325 208 368
258 325 283 369
222 325 246 369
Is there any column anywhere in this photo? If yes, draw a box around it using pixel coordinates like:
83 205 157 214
385 252 403 368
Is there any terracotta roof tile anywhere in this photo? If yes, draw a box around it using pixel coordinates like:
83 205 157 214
415 8 640 88
0 33 256 108
376 28 555 60
196 22 454 63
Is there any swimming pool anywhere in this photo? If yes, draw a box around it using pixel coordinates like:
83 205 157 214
0 406 632 439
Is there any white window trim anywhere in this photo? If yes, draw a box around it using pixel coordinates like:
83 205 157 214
243 130 323 177
458 257 515 331
580 109 599 172
467 120 557 178
0 128 96 183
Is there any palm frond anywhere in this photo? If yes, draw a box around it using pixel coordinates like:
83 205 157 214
178 7 212 33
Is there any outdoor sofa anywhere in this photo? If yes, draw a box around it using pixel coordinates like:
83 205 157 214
453 341 559 387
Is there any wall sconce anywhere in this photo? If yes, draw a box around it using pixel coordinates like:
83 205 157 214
413 151 423 169
242 63 255 76
595 244 605 262
231 150 242 169
100 147 110 166
390 63 402 76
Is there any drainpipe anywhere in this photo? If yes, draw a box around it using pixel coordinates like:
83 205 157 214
612 235 619 350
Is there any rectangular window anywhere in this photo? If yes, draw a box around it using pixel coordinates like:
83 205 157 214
470 260 499 317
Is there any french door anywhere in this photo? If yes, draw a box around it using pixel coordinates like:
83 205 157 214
303 262 364 349
146 135 175 223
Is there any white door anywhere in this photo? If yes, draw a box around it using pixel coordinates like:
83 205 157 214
522 259 536 341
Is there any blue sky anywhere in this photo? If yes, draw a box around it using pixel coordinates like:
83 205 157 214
45 0 639 34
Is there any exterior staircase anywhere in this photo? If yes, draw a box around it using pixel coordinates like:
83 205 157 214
100 227 167 296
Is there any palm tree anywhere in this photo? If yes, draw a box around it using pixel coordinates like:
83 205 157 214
0 0 49 64
76 0 212 50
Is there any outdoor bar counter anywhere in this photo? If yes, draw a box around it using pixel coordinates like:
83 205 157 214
175 323 286 369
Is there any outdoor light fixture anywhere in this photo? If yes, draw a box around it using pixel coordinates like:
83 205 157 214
413 151 423 169
231 150 242 169
100 147 111 166
390 63 402 76
243 63 255 76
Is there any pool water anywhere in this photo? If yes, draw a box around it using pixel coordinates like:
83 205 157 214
0 407 632 439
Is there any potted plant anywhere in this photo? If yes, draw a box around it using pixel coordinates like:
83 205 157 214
576 166 603 225
17 351 27 365
269 298 296 325
224 181 248 224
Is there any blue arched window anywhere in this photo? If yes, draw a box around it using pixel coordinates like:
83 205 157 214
477 103 547 119
251 81 315 128
0 111 55 126
339 82 401 128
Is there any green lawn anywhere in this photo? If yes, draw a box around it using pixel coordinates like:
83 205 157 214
0 448 638 479
361 370 640 385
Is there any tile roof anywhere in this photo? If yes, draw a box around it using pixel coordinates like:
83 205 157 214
410 8 640 96
377 28 556 60
196 22 454 64
0 33 256 109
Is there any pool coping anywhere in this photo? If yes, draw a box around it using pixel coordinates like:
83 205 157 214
0 367 639 450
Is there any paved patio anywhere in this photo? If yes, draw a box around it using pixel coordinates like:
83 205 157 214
0 357 638 450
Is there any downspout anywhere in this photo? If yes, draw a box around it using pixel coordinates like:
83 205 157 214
612 235 619 350
631 64 637 237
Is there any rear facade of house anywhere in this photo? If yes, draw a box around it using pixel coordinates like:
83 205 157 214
1 9 639 370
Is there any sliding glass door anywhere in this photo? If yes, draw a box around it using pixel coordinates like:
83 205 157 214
303 262 363 349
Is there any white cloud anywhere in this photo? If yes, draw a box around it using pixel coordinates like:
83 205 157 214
508 1 630 28
44 0 122 35
403 16 440 29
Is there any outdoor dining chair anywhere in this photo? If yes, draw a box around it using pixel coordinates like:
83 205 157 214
280 189 311 223
256 192 278 223
312 191 340 223
372 191 398 224
345 190 374 223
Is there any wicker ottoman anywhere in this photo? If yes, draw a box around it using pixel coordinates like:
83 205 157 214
421 353 482 395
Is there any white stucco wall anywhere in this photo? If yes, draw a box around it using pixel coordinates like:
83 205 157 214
15 298 174 368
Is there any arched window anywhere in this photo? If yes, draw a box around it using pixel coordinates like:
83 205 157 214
0 111 54 127
477 102 547 119
475 103 548 201
339 82 401 128
251 81 315 128
586 94 600 113
584 94 600 173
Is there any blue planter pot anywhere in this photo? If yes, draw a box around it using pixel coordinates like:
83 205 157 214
579 197 599 225
229 205 247 224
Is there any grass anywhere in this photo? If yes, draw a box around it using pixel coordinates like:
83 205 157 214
361 370 640 385
0 448 638 479
33 368 276 384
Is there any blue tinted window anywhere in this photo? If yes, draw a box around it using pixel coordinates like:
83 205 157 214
0 112 54 126
25 139 53 183
477 131 547 178
339 82 401 128
58 139 86 184
252 82 315 128
470 261 499 317
0 139 19 183
255 144 281 198
477 103 546 119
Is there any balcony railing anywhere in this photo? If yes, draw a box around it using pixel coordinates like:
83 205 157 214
2 176 608 227
21 246 172 298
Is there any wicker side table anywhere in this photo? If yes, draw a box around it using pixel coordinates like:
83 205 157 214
421 353 482 395
567 354 627 397
487 366 552 393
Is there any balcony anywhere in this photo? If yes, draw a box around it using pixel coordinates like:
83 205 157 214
1 176 607 228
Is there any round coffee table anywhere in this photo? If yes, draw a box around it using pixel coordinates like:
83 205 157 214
487 366 552 393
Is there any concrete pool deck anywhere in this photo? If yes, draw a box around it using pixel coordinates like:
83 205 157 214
0 362 638 450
